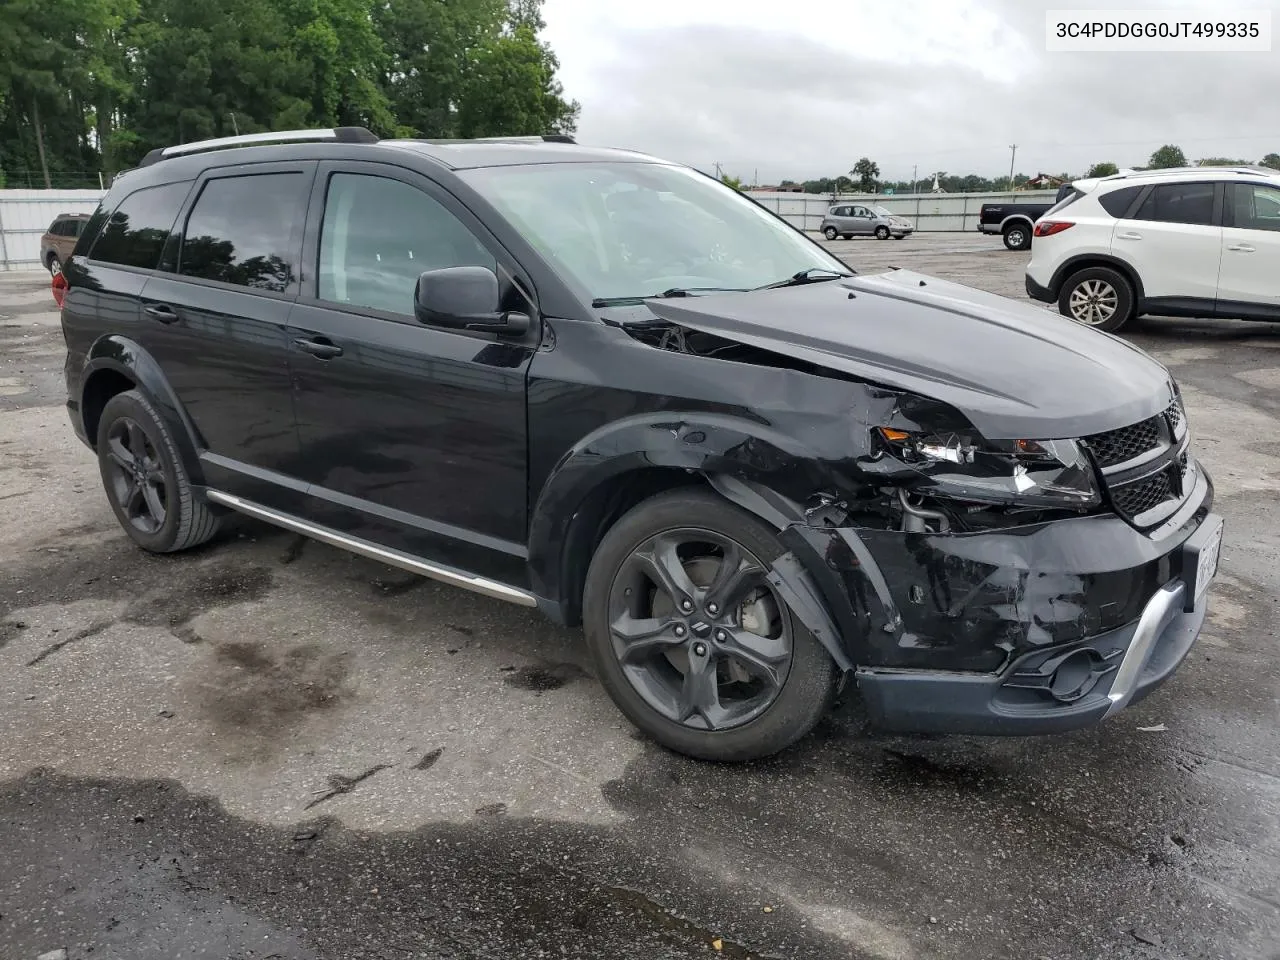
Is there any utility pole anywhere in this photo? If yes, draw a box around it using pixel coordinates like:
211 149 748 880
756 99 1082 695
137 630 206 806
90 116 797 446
911 164 918 193
714 161 723 180
1007 144 1017 193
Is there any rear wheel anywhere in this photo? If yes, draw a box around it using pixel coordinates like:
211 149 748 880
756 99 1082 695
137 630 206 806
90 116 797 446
875 225 890 240
47 254 61 275
96 389 220 553
822 226 838 240
582 489 837 762
1057 266 1135 332
1003 223 1031 250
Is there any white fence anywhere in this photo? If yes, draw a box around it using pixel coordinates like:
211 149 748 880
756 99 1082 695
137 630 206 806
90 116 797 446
749 190 1060 234
0 189 106 271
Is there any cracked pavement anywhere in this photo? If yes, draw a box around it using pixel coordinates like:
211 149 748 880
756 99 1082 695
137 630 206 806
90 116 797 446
1 234 1277 959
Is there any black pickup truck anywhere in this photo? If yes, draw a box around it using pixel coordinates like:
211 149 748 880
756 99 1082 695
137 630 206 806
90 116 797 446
976 183 1075 250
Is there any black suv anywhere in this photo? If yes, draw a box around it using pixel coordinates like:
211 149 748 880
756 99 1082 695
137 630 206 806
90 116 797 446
59 128 1223 761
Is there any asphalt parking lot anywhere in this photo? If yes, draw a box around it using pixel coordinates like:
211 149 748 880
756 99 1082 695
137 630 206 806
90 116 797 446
1 232 1277 960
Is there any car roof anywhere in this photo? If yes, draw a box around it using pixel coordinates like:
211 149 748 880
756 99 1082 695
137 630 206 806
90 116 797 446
1096 165 1280 188
380 139 660 169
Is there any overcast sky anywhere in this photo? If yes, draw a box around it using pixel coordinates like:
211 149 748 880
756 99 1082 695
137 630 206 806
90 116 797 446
541 0 1279 184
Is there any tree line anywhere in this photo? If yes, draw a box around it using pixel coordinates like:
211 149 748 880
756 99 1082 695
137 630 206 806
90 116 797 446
0 0 579 188
769 145 1280 196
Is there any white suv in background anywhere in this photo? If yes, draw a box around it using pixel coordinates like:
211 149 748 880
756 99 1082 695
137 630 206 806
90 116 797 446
1025 166 1280 332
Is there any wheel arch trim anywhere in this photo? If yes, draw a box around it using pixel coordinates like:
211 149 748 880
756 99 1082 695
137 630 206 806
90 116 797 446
1048 253 1145 304
81 335 206 485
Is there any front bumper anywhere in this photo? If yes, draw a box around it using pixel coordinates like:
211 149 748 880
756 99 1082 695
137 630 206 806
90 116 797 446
780 466 1219 736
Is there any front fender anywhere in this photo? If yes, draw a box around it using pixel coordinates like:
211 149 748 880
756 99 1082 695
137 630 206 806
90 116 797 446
526 410 849 620
82 335 206 485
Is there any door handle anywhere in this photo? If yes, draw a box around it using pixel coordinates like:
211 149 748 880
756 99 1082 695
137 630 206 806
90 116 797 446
144 303 180 324
1116 231 1143 241
294 336 343 360
1227 243 1256 253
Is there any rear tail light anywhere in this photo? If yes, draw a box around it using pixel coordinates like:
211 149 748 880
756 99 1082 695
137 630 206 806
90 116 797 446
51 271 68 308
1034 221 1075 238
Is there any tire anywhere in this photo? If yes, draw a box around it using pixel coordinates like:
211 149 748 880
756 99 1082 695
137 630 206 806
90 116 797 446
96 389 220 553
822 226 838 240
582 489 838 762
1003 223 1031 251
47 254 61 275
875 226 890 240
1057 266 1135 332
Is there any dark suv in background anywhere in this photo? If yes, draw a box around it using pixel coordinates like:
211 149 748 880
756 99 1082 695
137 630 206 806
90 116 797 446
58 128 1222 761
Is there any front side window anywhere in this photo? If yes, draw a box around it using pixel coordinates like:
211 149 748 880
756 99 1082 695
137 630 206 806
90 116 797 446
179 173 308 292
460 162 848 302
89 182 189 269
317 173 495 316
1132 182 1215 226
1230 183 1280 232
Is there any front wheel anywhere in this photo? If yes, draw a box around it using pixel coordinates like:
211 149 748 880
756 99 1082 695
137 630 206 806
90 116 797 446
822 226 838 240
1057 266 1135 332
875 225 890 240
582 489 837 762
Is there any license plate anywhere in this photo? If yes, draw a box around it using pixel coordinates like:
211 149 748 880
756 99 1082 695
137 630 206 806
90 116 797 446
1193 519 1223 606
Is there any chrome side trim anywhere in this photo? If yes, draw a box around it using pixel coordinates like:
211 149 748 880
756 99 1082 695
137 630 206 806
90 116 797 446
205 490 537 608
1103 580 1186 717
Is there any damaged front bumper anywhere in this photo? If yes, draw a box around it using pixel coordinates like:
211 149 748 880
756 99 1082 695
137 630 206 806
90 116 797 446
779 464 1221 735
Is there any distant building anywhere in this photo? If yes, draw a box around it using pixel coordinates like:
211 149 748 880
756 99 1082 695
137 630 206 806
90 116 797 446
749 183 805 193
1019 173 1068 190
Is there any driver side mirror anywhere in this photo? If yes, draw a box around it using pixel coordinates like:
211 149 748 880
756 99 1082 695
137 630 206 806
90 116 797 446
413 266 530 336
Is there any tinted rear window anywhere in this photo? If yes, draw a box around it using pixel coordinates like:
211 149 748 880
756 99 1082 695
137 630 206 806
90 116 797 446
89 182 190 269
1132 182 1215 226
178 173 307 292
1098 185 1143 218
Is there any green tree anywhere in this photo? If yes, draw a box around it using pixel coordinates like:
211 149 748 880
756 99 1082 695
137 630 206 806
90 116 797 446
851 156 879 192
1086 162 1119 178
1261 153 1280 171
1148 144 1188 169
1197 156 1248 166
457 22 579 137
719 173 743 191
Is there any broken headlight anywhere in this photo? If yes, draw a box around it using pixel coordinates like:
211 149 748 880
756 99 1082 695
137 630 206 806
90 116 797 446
877 428 1100 509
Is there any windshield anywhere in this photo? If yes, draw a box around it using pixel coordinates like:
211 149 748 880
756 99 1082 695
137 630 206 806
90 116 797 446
873 206 895 218
459 162 849 301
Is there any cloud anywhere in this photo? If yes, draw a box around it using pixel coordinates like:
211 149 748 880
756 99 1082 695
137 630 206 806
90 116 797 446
542 0 1280 181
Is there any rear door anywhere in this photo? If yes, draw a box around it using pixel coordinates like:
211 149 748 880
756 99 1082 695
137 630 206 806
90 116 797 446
1110 180 1223 307
138 161 314 505
284 161 536 581
1217 181 1280 319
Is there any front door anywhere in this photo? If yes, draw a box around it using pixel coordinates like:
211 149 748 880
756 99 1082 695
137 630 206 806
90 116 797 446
851 205 875 235
137 162 314 505
286 162 535 584
1218 181 1280 319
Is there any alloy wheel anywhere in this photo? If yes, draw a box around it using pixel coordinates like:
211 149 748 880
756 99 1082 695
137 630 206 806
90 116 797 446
1068 278 1119 326
1006 228 1026 248
104 417 168 534
607 529 792 731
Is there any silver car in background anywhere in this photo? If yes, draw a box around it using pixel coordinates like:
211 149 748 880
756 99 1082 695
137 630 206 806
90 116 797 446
821 203 914 240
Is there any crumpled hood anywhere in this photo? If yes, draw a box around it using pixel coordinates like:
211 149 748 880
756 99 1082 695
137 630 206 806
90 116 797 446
644 269 1175 440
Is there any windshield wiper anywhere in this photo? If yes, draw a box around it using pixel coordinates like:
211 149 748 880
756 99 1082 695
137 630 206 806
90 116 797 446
754 267 854 291
591 286 748 308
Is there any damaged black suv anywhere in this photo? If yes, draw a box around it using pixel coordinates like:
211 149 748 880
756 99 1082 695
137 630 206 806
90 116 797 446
59 129 1223 761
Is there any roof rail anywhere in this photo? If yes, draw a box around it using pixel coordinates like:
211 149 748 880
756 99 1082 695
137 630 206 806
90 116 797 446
418 135 577 145
138 127 379 167
1108 164 1275 180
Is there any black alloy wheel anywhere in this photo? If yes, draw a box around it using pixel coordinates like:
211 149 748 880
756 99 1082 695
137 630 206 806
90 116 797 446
583 489 836 761
606 528 792 731
104 416 168 534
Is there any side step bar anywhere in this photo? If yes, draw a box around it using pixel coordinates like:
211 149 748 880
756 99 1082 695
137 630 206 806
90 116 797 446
205 490 537 608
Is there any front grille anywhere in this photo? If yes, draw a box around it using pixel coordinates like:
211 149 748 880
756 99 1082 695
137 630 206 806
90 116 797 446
1112 472 1175 518
1165 400 1183 434
1084 416 1162 468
